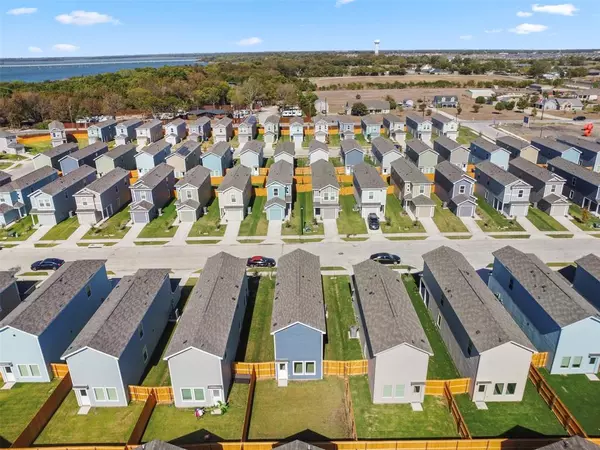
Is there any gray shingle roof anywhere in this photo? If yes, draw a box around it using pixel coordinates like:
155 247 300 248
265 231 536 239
509 157 560 183
48 120 65 130
435 135 462 153
496 135 531 151
64 142 108 162
575 253 600 282
63 269 170 359
37 142 78 160
364 99 390 110
117 118 143 128
540 193 568 205
264 115 280 124
289 117 304 125
0 130 16 138
0 167 56 193
90 119 117 130
476 161 524 187
133 163 173 189
166 118 186 127
165 252 247 358
138 139 170 156
311 160 339 190
267 160 293 186
217 164 251 192
436 160 471 184
274 142 295 157
361 115 380 126
532 138 580 155
276 441 325 450
190 117 211 127
205 141 231 158
77 167 129 195
137 441 184 450
450 194 476 206
167 141 201 160
411 195 435 206
39 165 96 195
353 163 386 189
557 135 600 155
353 260 432 355
0 271 16 294
407 139 435 155
309 140 328 154
471 137 505 154
175 165 210 188
265 197 286 209
431 113 453 124
383 114 403 124
391 158 431 184
536 437 600 450
405 112 429 124
0 171 9 184
0 260 106 336
371 137 398 155
271 249 326 334
240 140 265 155
424 246 534 353
340 139 362 154
137 119 162 130
493 246 599 327
216 117 233 127
131 200 154 211
548 156 600 186
101 143 137 160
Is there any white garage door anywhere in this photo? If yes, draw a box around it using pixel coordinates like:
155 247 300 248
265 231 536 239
179 210 197 223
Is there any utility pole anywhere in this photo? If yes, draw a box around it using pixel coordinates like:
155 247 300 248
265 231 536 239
300 206 304 236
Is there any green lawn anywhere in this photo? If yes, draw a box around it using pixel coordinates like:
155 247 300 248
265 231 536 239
328 135 341 147
350 375 458 439
137 199 178 238
475 196 525 232
455 381 567 438
142 383 248 444
0 162 12 170
569 204 600 231
35 392 144 445
40 216 80 241
432 195 469 233
457 127 479 146
0 215 36 241
337 196 367 235
402 276 460 379
0 379 60 445
188 197 226 237
83 206 131 239
238 275 275 362
355 134 368 146
330 156 343 167
382 195 425 233
249 378 350 440
282 192 324 235
296 157 309 168
527 208 567 232
265 157 275 168
541 369 600 436
0 154 27 161
24 141 53 155
323 276 362 361
238 196 268 236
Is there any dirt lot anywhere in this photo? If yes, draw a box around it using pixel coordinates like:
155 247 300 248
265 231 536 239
311 74 526 88
502 122 600 141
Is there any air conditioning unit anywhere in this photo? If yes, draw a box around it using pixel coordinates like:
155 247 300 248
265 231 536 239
349 325 360 340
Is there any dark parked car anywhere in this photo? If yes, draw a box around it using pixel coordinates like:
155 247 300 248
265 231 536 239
367 213 380 230
246 256 276 268
370 253 401 265
573 116 587 121
30 258 65 271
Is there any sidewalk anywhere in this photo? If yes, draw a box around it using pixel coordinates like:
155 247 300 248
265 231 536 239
419 218 442 238
18 226 51 248
323 219 341 242
264 220 283 244
115 223 145 247
59 224 91 248
554 216 594 239
167 222 193 246
221 220 241 244
516 216 548 239
460 217 487 238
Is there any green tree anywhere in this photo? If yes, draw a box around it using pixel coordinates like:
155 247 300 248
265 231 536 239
472 104 481 113
384 95 397 110
456 106 463 116
418 103 427 115
475 96 486 104
494 102 506 111
517 97 529 110
351 102 368 116
528 60 552 78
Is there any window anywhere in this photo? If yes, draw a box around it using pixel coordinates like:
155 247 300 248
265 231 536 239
395 384 405 398
413 385 422 394
273 188 279 197
140 191 147 201
368 192 374 200
86 285 92 297
467 341 473 356
419 185 425 194
551 185 556 193
590 357 597 366
181 388 192 401
436 313 442 328
293 362 304 375
18 365 29 377
230 194 237 203
508 277 514 290
571 178 577 186
323 192 329 201
478 384 486 393
517 190 524 198
29 365 41 377
506 383 517 395
138 323 144 339
305 362 316 375
561 357 571 368
572 356 583 368
459 185 466 195
569 190 574 199
94 388 106 401
493 383 504 395
382 385 393 398
186 190 193 199
142 346 148 363
193 388 205 401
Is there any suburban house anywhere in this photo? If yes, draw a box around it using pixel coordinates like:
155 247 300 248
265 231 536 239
313 115 330 143
216 164 252 222
0 167 59 226
508 157 569 217
265 160 293 221
271 249 326 385
371 137 402 174
0 260 112 383
496 136 540 164
467 89 495 99
532 138 581 166
338 117 356 141
87 119 117 144
165 140 202 178
0 271 20 321
164 118 187 146
136 120 163 147
0 171 10 187
175 166 212 223
405 113 432 143
353 260 432 405
202 142 233 177
188 117 211 142
238 116 258 145
41 141 77 169
129 163 175 224
434 160 477 217
59 142 108 175
537 98 584 111
431 114 458 140
311 160 340 221
273 141 295 165
382 114 405 146
434 136 469 171
353 162 387 219
263 115 280 145
308 140 329 165
469 138 510 170
361 115 382 142
94 143 137 177
314 98 329 115
289 117 305 149
135 140 172 176
62 269 177 407
489 246 600 375
30 165 97 226
405 139 439 174
213 117 234 143
49 120 67 147
432 95 459 108
547 157 600 215
573 254 600 310
421 246 535 403
115 119 143 146
363 100 391 114
0 131 24 155
576 90 600 102
239 140 265 175
556 135 600 172
390 158 435 218
340 139 365 174
74 168 131 226
474 161 532 218
164 252 248 408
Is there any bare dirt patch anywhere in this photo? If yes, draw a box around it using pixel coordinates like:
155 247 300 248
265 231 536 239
501 122 600 141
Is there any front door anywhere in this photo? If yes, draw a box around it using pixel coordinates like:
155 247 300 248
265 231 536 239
277 362 288 380
211 388 223 405
473 383 487 402
4 366 15 382
79 389 90 406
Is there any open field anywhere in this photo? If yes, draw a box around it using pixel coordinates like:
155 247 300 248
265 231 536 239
311 74 526 87
503 122 600 142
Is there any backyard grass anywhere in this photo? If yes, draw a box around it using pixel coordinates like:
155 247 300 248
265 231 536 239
569 204 600 231
350 375 458 439
330 156 343 167
337 196 367 235
432 195 469 233
403 275 460 379
381 194 425 233
237 275 275 362
0 162 12 170
188 198 226 237
265 157 275 168
142 383 248 443
322 266 347 271
24 141 53 155
527 208 567 232
40 216 80 241
455 381 567 438
249 378 350 440
282 192 324 236
18 271 49 276
0 215 36 241
457 127 479 146
328 135 341 147
238 196 268 236
323 276 362 361
137 199 178 238
0 379 60 445
83 206 131 239
35 392 144 445
0 154 27 161
475 196 525 232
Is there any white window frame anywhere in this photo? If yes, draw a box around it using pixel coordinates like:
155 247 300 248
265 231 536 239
459 185 466 195
138 323 144 340
436 313 442 328
142 345 148 363
93 387 119 402
180 387 206 402
292 361 305 375
382 385 393 398
273 188 279 197
304 361 316 375
560 357 571 368
368 191 374 201
230 193 237 203
186 190 193 200
394 384 405 398
517 190 524 198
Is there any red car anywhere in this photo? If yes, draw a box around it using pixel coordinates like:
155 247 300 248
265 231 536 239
246 256 276 268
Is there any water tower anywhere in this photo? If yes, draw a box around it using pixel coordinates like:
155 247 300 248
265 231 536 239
374 39 380 56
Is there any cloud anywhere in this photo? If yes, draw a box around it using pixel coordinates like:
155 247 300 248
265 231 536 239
517 11 533 17
7 7 37 15
28 46 42 53
52 43 79 52
459 35 473 40
485 28 503 33
509 23 549 34
336 0 355 6
236 37 262 46
55 10 120 25
532 3 578 15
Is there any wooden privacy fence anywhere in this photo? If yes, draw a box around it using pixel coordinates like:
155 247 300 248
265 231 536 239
425 378 470 396
528 365 587 437
241 368 257 442
343 375 358 440
294 176 312 185
128 385 174 403
295 167 311 175
442 382 472 440
259 168 269 176
251 176 266 186
233 362 276 379
296 184 313 193
254 188 267 197
531 352 549 368
126 391 157 446
340 186 355 196
323 360 368 377
50 363 69 379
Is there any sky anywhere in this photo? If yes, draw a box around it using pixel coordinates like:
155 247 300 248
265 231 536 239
1 0 600 58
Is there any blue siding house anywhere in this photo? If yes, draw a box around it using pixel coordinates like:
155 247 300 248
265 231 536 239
340 139 365 174
265 160 293 221
469 138 510 170
573 254 600 310
135 140 172 176
59 142 108 175
271 249 326 385
0 260 112 383
201 142 233 177
488 246 600 375
532 138 582 165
